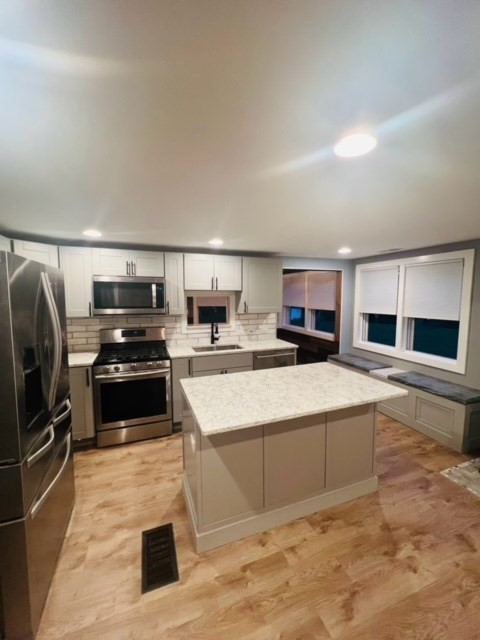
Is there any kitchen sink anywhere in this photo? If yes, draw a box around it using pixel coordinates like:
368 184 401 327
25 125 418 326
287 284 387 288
192 344 244 352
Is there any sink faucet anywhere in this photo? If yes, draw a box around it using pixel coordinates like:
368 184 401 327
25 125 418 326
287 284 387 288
210 322 220 345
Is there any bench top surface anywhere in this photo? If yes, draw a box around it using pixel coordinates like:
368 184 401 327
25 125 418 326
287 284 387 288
388 371 480 405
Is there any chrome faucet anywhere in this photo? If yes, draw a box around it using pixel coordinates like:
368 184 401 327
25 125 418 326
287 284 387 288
210 322 220 345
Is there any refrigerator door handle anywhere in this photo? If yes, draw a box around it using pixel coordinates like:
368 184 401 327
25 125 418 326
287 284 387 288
31 434 71 519
26 425 55 468
41 273 63 411
52 398 71 427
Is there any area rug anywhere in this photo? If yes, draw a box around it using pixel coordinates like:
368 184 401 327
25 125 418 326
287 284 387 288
441 458 480 498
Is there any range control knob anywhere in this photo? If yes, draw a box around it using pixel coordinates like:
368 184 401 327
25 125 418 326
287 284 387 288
102 366 110 374
147 362 154 368
131 363 137 371
114 365 120 372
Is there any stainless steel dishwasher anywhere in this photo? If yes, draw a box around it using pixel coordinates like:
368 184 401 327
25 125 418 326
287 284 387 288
253 349 296 369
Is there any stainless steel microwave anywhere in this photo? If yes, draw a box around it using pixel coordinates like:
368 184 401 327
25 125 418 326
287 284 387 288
92 276 166 315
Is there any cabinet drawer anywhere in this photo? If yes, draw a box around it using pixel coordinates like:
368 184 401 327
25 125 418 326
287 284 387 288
192 352 253 373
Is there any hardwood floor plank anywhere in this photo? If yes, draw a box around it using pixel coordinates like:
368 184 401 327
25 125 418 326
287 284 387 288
37 416 480 639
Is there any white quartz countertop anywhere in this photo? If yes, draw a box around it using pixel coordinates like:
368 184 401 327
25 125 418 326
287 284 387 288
68 352 98 367
167 339 297 359
181 362 408 436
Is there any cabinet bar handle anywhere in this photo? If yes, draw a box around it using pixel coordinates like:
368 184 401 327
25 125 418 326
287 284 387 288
166 301 170 315
89 302 92 317
211 276 214 290
216 277 218 290
86 368 90 387
132 261 136 276
126 260 130 275
188 359 192 376
244 301 247 313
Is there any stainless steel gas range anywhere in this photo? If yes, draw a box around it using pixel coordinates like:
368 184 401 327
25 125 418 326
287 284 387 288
93 326 172 447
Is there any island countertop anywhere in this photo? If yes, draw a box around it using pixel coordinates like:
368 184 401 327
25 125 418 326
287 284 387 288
180 361 407 436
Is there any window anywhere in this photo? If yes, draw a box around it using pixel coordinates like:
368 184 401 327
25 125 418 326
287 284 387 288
282 270 340 339
353 249 475 373
366 314 396 347
187 295 229 326
314 309 336 334
410 318 459 359
289 307 305 327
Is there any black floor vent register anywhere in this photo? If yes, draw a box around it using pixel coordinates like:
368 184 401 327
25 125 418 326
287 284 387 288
142 523 179 593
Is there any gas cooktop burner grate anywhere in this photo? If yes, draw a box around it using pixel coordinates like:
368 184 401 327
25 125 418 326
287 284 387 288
95 345 169 365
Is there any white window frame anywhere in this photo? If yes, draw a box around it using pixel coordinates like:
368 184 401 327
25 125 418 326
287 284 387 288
353 249 475 374
182 292 237 335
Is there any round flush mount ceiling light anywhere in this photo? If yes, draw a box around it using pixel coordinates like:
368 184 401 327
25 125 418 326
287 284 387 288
334 133 377 158
208 238 224 247
338 247 352 255
82 228 102 238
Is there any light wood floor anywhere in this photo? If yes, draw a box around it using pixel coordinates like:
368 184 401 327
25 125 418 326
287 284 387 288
37 415 480 640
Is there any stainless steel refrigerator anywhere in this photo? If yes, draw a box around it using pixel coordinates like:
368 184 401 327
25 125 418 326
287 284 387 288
0 251 75 640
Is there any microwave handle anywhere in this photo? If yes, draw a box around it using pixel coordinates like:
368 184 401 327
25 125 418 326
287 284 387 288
152 284 157 308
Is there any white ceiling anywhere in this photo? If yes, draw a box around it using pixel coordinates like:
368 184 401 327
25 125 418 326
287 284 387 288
1 0 480 258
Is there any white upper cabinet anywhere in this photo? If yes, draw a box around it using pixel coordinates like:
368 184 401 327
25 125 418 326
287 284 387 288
0 235 11 251
59 247 93 317
184 253 242 291
164 252 185 315
92 248 164 277
12 240 59 267
237 257 282 314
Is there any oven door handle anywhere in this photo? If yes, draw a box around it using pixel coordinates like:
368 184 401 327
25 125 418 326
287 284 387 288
95 370 170 381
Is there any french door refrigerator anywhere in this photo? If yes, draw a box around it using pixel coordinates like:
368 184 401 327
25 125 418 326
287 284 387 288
0 251 75 640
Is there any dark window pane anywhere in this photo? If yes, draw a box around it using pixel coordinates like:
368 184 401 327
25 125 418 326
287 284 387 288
412 318 459 359
367 314 396 346
314 310 336 334
289 307 305 327
198 306 227 324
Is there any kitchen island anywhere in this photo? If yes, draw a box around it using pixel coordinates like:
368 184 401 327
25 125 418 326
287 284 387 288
181 362 407 552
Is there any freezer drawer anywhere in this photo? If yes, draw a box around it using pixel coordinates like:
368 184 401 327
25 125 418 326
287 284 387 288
0 429 75 640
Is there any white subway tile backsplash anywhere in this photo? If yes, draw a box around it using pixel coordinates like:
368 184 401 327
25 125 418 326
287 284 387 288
66 313 277 352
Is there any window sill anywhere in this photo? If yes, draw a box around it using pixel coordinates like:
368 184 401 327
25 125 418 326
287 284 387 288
281 324 336 342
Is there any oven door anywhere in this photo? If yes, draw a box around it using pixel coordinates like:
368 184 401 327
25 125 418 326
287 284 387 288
94 369 171 431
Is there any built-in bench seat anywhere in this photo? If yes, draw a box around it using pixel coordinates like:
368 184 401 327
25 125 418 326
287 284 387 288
328 353 480 453
328 353 387 373
387 371 480 405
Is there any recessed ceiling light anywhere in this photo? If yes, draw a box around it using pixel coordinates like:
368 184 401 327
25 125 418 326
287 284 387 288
338 247 352 255
82 228 102 238
334 133 377 158
208 238 224 247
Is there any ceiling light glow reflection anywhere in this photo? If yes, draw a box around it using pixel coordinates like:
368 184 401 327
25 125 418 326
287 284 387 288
338 247 352 255
82 228 102 238
334 133 377 158
208 238 224 247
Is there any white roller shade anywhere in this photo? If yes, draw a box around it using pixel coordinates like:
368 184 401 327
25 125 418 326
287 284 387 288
403 260 464 320
358 267 399 315
307 271 336 310
283 272 306 307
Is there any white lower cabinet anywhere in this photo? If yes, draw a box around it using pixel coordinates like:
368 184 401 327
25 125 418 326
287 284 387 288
237 257 282 314
59 246 93 317
70 366 95 440
172 358 192 424
12 240 59 267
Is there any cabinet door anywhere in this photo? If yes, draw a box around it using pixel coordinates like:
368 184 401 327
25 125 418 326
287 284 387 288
165 252 185 315
214 256 242 291
172 358 191 423
91 248 130 276
238 257 282 314
184 254 214 290
70 367 95 440
325 404 375 490
12 240 59 268
59 247 92 317
0 235 11 251
131 250 164 277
